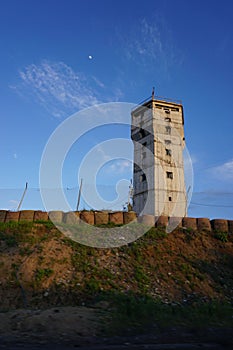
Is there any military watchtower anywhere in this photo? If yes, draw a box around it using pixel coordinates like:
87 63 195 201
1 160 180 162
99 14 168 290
131 90 187 217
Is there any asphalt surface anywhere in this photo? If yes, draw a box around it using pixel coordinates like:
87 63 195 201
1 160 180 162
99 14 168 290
0 342 230 350
1 326 232 350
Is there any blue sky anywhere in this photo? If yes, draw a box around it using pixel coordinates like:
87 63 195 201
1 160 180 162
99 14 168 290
1 0 233 219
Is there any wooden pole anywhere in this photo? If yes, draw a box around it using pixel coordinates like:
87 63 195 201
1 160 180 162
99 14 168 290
17 182 28 211
76 179 83 211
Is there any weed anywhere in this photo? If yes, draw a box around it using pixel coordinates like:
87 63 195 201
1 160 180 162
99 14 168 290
38 256 44 264
19 246 33 256
35 268 53 282
0 232 18 247
184 231 194 243
214 231 228 243
101 292 233 335
85 277 101 293
34 220 55 229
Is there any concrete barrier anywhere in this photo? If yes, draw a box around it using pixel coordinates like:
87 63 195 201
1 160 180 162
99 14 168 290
156 216 168 228
109 211 124 225
182 217 197 230
34 211 49 221
0 209 232 234
80 211 95 225
123 211 137 224
95 211 109 225
5 211 20 222
48 211 64 223
63 211 80 225
169 216 182 229
138 214 155 226
228 220 233 234
197 218 211 231
19 210 35 222
0 210 7 223
211 219 228 232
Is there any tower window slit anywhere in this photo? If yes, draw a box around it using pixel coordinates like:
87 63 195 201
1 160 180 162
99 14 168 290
140 174 146 182
166 171 173 179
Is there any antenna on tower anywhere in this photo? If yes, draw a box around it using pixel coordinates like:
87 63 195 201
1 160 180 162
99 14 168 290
152 86 155 100
127 179 134 211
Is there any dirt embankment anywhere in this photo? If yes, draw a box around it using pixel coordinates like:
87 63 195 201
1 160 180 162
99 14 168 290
0 221 233 346
0 221 232 308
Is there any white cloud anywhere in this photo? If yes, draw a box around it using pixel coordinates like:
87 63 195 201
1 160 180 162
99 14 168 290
14 60 105 117
213 159 233 181
107 159 132 174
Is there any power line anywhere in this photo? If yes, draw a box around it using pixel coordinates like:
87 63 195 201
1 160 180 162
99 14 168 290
190 202 233 208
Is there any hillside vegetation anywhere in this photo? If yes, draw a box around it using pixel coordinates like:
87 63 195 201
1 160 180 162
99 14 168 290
0 220 232 336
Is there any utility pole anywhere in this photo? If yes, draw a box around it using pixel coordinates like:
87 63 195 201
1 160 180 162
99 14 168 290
17 182 28 211
76 179 83 211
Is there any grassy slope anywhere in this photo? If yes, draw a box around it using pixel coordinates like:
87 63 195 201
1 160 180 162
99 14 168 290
0 221 232 332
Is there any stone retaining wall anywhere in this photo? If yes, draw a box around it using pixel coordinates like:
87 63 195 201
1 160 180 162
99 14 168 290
0 210 232 233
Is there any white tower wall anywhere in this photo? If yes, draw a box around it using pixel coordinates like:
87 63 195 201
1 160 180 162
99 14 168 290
131 97 187 218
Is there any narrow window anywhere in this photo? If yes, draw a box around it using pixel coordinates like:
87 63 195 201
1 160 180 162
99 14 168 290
169 196 172 201
165 139 171 145
140 174 146 182
165 110 170 114
139 128 146 138
165 117 171 122
165 126 171 134
166 171 173 179
166 149 172 156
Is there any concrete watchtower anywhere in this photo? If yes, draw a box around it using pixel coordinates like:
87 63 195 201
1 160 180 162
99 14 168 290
131 90 187 217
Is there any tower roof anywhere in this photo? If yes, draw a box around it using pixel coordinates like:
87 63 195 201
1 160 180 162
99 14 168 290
132 95 182 112
131 95 184 125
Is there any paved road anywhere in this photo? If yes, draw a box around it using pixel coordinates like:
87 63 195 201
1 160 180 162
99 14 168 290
0 343 230 350
0 328 232 350
0 340 231 350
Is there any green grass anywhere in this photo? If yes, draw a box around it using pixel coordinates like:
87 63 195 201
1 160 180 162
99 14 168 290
96 292 233 335
214 231 229 243
35 268 54 282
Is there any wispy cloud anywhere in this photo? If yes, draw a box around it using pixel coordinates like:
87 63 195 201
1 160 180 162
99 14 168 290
91 76 105 89
9 199 19 210
120 17 182 76
212 159 233 181
125 18 163 61
13 60 106 118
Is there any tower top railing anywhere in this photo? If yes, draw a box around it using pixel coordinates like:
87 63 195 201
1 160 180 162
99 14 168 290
131 95 182 111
